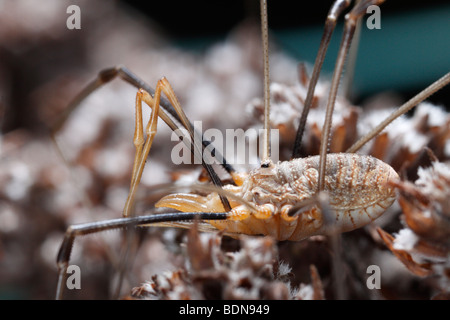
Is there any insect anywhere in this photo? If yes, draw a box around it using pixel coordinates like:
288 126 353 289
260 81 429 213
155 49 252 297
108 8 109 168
52 0 450 299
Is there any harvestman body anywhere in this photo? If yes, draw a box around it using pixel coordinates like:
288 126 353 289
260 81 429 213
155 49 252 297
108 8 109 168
52 0 450 299
156 153 398 241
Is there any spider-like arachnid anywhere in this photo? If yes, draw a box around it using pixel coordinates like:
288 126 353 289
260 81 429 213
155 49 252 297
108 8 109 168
51 0 449 299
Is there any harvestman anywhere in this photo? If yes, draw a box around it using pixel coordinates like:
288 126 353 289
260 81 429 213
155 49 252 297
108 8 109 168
52 0 450 299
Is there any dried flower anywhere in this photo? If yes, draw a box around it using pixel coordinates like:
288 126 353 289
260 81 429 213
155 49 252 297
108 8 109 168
131 223 323 300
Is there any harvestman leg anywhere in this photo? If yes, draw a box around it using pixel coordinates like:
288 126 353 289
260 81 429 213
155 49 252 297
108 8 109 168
53 2 273 298
292 0 351 159
290 0 383 300
52 65 233 212
123 87 160 217
317 0 385 192
311 0 450 299
347 71 450 153
112 87 161 297
315 0 385 300
56 78 239 299
55 212 228 300
292 0 450 188
286 191 347 299
54 77 189 299
124 77 230 216
57 82 164 299
124 78 205 217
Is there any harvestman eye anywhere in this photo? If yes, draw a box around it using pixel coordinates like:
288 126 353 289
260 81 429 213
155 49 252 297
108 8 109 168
52 0 450 299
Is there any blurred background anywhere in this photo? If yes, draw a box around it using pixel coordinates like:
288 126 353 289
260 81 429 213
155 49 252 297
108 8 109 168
0 0 449 299
124 0 450 103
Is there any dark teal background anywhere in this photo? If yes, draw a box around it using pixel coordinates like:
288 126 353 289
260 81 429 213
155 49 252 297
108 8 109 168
123 0 450 106
274 5 450 101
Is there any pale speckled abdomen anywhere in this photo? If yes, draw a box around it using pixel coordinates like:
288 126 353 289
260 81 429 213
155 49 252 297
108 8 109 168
284 153 399 239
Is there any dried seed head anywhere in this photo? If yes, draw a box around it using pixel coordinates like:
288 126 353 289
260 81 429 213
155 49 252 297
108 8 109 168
378 160 450 296
246 80 358 160
131 225 323 300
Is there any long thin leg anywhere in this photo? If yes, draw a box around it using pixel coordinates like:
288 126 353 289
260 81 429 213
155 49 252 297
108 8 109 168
53 66 179 138
150 78 213 181
110 90 153 297
346 71 450 153
288 191 347 299
56 66 235 175
318 0 385 192
123 87 161 218
120 78 233 295
55 211 228 300
341 7 363 99
53 72 232 296
260 0 272 164
123 77 219 216
143 77 231 211
51 66 236 197
130 91 145 191
291 0 352 159
316 192 347 300
116 84 172 297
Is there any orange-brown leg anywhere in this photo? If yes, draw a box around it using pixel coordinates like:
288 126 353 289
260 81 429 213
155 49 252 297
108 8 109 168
123 85 162 217
146 77 231 211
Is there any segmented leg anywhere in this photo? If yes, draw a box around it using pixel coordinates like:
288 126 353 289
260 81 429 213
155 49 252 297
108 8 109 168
347 71 450 153
55 212 228 300
123 87 160 217
260 0 271 164
124 76 242 216
292 0 351 159
51 66 233 211
55 76 238 299
318 0 385 192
